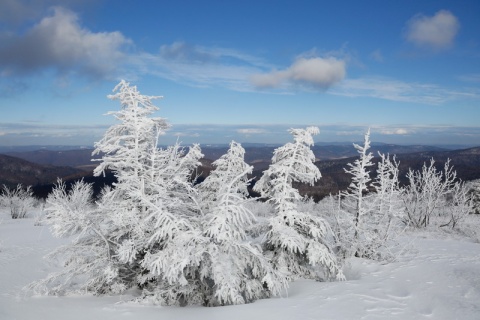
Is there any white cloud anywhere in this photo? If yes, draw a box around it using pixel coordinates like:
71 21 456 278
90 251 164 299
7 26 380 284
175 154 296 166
237 128 267 135
250 57 346 90
0 7 130 79
405 10 460 50
378 128 411 135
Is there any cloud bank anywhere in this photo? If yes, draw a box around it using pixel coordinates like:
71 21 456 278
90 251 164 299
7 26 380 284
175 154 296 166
250 57 346 90
405 10 460 50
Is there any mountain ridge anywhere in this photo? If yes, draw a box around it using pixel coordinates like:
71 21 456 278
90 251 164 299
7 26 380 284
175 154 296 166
2 145 479 200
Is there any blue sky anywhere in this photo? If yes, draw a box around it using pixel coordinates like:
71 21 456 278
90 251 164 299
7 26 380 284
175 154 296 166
0 0 479 146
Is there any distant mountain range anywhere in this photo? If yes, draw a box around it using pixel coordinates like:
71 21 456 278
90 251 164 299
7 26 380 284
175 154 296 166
0 154 85 189
1 144 479 200
300 146 480 200
2 143 450 169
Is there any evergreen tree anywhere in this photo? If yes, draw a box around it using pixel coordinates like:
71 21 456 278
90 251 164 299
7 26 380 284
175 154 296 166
33 81 204 297
254 127 343 281
195 141 286 306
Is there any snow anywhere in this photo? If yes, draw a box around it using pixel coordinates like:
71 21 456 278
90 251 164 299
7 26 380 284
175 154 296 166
1 210 480 319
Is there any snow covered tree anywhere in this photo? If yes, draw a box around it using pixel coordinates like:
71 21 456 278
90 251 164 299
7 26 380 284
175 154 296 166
467 180 480 214
138 143 206 305
193 141 286 306
372 153 402 221
402 159 457 228
197 141 251 213
367 153 404 260
140 141 286 306
198 141 254 238
344 129 374 243
441 181 473 229
91 81 206 300
88 80 181 293
333 130 403 261
253 127 343 282
32 81 205 298
92 80 170 178
1 184 35 219
29 180 129 294
338 129 374 258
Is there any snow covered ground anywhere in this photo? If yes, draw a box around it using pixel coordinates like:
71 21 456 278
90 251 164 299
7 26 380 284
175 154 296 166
1 211 480 320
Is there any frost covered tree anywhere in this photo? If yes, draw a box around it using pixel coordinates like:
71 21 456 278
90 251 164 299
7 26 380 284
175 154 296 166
467 180 480 214
89 80 188 293
344 129 374 240
33 81 205 298
193 141 286 306
92 81 206 299
339 129 374 258
440 181 473 229
1 184 35 219
137 142 207 305
254 127 344 281
335 131 405 260
92 80 170 178
402 159 457 228
372 153 401 221
197 141 251 212
141 141 285 306
28 180 128 294
367 153 404 260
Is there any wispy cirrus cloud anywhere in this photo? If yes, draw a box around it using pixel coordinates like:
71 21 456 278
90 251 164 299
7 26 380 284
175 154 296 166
330 77 480 105
132 44 350 93
129 42 273 92
405 10 460 51
0 121 109 145
458 73 480 83
159 42 215 63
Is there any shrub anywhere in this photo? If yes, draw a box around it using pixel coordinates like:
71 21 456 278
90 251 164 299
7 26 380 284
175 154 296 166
1 184 35 219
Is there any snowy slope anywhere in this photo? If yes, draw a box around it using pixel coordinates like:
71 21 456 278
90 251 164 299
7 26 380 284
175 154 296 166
1 211 480 320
